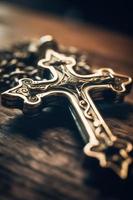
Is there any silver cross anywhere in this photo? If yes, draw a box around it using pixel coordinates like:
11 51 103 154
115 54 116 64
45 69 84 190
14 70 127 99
2 48 132 179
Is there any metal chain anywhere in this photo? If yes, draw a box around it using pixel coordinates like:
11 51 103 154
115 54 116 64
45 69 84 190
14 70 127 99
0 42 39 92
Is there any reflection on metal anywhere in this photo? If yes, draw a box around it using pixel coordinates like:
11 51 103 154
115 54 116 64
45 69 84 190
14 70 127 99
2 36 133 179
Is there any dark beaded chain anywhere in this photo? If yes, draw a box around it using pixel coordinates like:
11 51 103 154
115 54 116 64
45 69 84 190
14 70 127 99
0 42 40 92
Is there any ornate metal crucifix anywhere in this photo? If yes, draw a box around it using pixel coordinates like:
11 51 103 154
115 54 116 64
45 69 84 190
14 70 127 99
2 48 132 179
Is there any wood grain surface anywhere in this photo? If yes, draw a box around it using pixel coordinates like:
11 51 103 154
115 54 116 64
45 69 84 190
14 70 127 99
0 3 133 200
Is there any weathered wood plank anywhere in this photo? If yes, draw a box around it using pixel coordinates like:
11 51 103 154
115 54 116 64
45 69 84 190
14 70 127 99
0 3 133 200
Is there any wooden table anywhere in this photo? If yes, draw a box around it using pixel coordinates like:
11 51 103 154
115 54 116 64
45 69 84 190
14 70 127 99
0 3 133 200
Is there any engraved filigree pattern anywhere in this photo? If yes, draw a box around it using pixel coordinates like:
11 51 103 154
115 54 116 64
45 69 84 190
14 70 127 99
2 48 132 179
78 90 132 178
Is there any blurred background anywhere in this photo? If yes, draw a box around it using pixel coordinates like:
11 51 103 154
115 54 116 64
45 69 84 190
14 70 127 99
1 0 133 36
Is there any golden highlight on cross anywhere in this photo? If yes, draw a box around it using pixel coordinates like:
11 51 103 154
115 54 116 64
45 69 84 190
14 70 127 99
2 37 133 179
